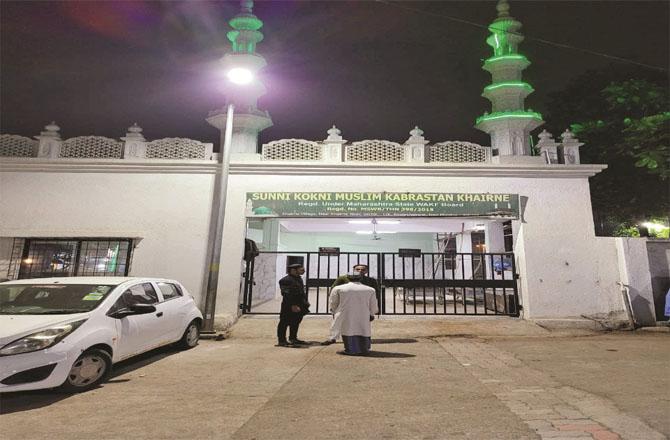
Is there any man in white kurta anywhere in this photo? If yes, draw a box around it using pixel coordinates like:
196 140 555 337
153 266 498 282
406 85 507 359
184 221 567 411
329 279 378 355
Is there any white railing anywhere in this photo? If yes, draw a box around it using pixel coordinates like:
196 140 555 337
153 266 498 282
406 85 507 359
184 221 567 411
345 140 406 162
261 139 323 161
0 135 37 157
60 136 123 159
428 141 490 163
145 138 213 160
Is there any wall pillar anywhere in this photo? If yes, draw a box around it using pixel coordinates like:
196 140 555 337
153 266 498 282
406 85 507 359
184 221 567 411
35 122 62 158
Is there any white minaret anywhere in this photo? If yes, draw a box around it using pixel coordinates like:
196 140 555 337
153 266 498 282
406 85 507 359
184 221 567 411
207 0 273 159
475 0 544 163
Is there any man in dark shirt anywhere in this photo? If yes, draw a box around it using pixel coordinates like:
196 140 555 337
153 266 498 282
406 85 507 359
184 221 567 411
353 264 379 295
276 263 310 347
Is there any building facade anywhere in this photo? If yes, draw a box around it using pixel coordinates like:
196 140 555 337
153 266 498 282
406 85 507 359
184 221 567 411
1 1 666 327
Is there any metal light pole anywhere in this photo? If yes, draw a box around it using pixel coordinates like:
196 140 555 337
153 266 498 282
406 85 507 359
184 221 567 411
201 63 256 333
202 103 235 333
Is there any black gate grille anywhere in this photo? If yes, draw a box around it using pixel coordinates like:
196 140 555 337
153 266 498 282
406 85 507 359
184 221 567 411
242 251 519 316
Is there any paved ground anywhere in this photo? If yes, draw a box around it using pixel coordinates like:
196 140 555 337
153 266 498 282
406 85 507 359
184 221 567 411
0 316 668 440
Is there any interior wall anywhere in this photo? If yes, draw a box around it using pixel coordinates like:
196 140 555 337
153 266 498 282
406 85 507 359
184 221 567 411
278 231 437 253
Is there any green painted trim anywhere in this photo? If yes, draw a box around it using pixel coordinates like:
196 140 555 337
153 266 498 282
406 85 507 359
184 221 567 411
484 81 534 93
229 16 263 31
475 111 543 125
484 54 529 65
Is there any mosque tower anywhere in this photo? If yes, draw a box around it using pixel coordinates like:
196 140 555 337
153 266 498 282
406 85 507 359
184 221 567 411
475 0 544 161
207 0 272 158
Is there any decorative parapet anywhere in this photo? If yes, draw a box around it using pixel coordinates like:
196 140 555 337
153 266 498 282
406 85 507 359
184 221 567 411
346 140 406 162
261 139 323 161
0 122 213 160
145 137 214 160
428 141 490 163
60 136 123 158
0 135 38 157
533 128 584 165
0 123 581 167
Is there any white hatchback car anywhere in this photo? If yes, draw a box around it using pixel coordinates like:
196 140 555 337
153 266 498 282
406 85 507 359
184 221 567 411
0 277 203 393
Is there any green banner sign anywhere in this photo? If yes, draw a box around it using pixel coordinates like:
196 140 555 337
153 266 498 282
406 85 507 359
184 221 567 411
245 192 519 218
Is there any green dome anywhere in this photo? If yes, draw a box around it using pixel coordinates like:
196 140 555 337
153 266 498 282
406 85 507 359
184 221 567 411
253 206 274 215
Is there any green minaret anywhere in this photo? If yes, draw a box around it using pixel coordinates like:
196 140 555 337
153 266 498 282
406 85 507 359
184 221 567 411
475 0 544 159
227 0 264 55
207 0 272 156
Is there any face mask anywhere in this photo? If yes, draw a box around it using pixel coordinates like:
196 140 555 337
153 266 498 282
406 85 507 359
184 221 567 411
353 270 363 276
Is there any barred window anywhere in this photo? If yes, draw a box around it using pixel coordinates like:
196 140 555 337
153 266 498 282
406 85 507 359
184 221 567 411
10 238 133 280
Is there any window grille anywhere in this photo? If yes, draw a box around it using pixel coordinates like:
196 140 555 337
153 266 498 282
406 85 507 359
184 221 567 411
262 139 323 161
11 238 133 279
0 135 37 157
5 238 25 280
146 138 210 159
60 136 123 158
428 141 490 163
345 140 405 162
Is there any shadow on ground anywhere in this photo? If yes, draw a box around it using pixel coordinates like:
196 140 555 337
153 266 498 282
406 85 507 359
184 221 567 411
337 351 416 358
0 344 181 415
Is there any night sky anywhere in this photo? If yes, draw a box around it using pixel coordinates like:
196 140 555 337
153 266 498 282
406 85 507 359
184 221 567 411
1 1 668 150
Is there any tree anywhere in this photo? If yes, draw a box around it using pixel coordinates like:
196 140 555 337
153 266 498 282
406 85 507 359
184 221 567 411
545 67 669 235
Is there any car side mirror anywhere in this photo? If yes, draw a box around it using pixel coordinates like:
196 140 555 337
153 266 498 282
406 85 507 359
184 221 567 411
108 303 156 319
129 304 156 315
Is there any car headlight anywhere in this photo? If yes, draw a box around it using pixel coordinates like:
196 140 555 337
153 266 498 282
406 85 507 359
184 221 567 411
0 320 87 356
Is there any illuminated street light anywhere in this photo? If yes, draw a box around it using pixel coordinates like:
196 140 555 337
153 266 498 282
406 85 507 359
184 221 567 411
226 67 254 85
203 0 273 331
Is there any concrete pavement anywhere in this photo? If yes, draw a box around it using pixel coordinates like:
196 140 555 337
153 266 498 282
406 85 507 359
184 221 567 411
0 316 667 440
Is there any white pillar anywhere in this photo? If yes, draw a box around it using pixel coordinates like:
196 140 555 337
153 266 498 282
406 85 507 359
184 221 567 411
405 126 428 163
35 122 62 158
322 125 346 163
536 129 559 164
560 129 584 164
121 123 147 159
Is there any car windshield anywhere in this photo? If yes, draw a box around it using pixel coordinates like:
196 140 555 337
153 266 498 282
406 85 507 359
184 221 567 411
0 284 117 314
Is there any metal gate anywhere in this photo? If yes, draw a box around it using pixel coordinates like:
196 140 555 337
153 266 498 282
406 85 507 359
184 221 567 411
242 251 519 316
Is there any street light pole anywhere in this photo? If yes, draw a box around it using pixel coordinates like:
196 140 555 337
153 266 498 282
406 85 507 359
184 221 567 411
202 103 235 333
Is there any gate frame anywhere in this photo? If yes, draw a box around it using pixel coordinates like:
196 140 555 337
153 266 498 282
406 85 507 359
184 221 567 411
241 251 520 317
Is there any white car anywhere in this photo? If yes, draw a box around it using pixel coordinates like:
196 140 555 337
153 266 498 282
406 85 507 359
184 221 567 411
0 277 203 393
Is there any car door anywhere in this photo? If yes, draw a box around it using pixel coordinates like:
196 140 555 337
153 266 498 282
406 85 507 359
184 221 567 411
153 281 188 343
110 282 163 359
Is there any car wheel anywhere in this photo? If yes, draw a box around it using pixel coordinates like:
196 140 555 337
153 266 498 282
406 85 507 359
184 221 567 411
59 348 112 393
179 320 200 349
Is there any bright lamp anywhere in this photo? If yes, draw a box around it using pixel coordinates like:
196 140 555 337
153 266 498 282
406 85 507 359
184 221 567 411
227 67 254 85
